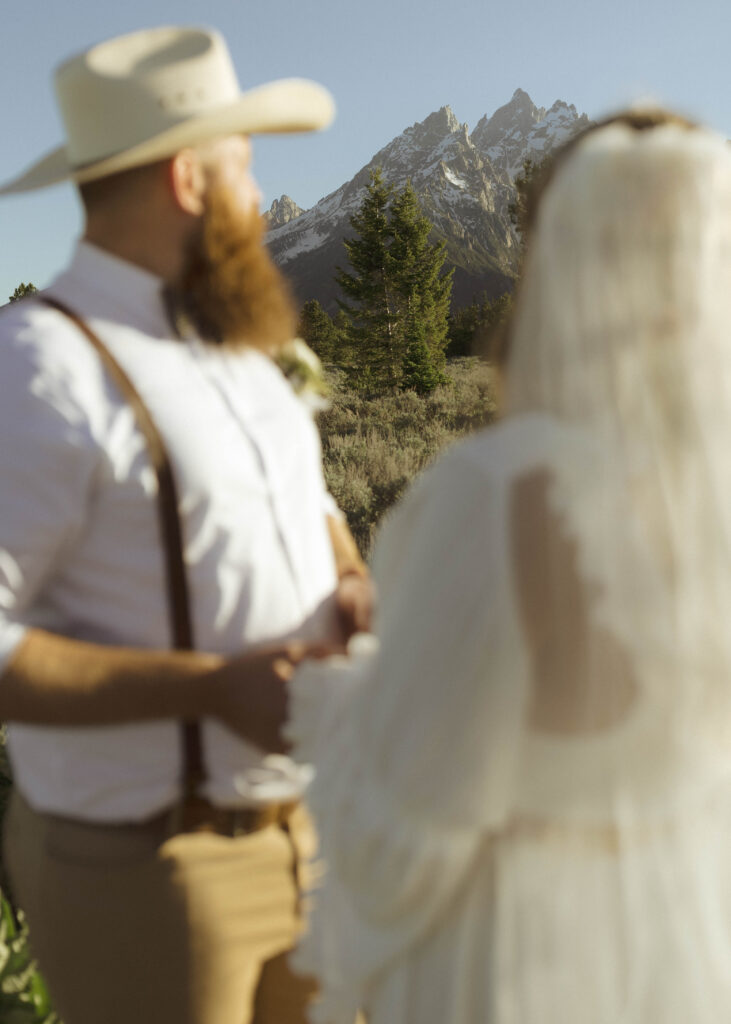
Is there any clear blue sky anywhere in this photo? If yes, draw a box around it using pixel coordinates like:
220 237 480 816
0 0 729 302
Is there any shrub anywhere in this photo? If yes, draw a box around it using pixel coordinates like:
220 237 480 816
319 358 496 557
0 892 59 1023
0 734 59 1023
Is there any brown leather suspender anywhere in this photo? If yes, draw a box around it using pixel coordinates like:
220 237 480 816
40 296 205 798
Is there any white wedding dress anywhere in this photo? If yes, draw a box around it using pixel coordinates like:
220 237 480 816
287 122 731 1024
288 417 731 1024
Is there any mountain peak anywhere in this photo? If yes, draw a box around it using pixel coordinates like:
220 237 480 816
510 87 534 106
429 105 460 132
469 90 590 178
266 195 304 228
471 90 543 152
403 105 461 143
547 99 577 116
363 104 467 182
267 92 590 311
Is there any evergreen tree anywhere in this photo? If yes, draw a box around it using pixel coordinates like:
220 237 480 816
447 291 513 358
298 299 339 362
9 282 37 303
388 181 452 386
508 155 552 251
337 171 452 393
336 169 400 389
401 317 445 394
447 303 482 357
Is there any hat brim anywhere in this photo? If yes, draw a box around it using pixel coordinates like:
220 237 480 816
0 78 335 195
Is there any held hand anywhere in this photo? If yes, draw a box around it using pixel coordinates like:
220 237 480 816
212 642 345 752
335 572 376 641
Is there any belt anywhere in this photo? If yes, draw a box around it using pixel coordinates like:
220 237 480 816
168 795 299 838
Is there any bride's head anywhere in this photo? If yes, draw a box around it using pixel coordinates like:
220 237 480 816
499 110 731 705
503 110 731 429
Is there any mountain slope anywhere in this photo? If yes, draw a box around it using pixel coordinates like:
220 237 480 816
268 89 591 311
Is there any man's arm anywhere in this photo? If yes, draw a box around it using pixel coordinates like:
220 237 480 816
0 629 315 753
327 514 375 638
327 513 367 580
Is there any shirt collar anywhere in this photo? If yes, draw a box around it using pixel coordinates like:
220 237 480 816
49 240 173 339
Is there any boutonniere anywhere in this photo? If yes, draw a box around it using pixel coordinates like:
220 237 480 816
276 338 331 412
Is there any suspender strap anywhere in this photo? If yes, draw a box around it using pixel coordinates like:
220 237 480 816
40 296 205 796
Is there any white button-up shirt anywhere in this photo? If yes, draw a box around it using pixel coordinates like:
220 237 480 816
0 242 340 820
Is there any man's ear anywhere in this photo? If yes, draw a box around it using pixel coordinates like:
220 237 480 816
169 149 207 216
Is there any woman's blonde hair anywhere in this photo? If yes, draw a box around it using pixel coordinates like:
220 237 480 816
492 109 700 369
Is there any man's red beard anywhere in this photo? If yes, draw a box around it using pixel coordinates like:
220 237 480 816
177 184 297 351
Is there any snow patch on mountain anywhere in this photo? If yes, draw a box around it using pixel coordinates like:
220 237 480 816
472 91 591 178
444 167 468 189
268 89 591 307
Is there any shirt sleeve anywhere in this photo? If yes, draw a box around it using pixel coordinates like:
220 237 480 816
321 489 343 519
0 307 101 675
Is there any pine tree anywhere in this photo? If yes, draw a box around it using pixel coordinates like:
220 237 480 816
508 155 552 252
337 171 453 393
447 291 513 358
401 316 445 394
447 302 482 357
388 181 452 387
298 299 339 362
8 282 37 303
336 169 401 389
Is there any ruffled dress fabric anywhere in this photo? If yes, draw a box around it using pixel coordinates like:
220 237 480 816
286 414 731 1024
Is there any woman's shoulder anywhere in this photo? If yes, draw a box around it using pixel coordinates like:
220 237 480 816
434 411 568 483
373 413 577 580
372 416 546 568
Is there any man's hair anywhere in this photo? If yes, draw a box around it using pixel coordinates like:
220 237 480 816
77 161 167 214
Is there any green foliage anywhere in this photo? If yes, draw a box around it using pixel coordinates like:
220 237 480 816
507 155 553 249
298 300 339 362
319 358 496 556
0 730 13 898
0 892 59 1024
400 319 445 395
388 182 452 380
337 170 400 390
448 292 513 358
0 735 59 1023
8 284 37 304
448 303 482 357
337 171 452 394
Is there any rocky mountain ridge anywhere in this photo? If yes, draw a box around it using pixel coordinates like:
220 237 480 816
267 89 592 311
267 195 304 227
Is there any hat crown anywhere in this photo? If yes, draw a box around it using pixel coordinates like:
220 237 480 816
0 25 335 196
55 26 240 166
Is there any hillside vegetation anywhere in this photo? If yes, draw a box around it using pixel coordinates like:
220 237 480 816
320 357 497 556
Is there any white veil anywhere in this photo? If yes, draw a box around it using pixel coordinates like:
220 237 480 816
497 119 731 1021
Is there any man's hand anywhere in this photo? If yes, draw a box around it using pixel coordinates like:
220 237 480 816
0 632 341 754
211 642 345 752
335 572 375 641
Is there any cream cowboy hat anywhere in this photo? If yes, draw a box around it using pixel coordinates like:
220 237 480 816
0 25 335 195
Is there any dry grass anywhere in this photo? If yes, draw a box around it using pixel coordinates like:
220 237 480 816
319 358 498 557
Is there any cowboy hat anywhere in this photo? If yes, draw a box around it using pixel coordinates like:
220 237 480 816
0 25 335 195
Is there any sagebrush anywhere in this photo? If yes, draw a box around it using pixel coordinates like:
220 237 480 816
320 357 497 556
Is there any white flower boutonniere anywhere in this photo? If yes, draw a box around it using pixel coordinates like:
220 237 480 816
276 338 331 413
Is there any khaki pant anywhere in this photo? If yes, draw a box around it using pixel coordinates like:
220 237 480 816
4 791 318 1024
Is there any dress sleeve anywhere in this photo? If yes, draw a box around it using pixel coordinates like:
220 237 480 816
0 308 101 673
286 443 527 1022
